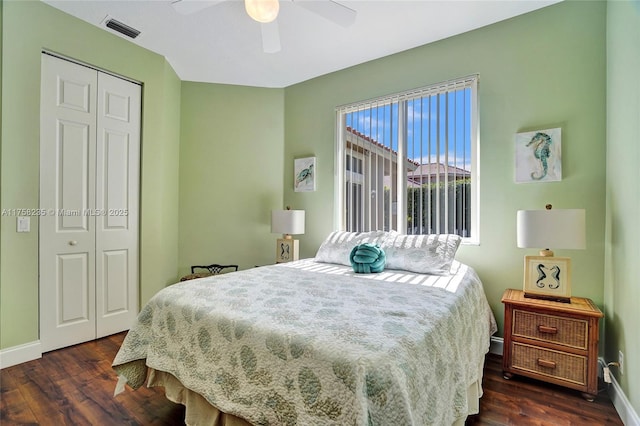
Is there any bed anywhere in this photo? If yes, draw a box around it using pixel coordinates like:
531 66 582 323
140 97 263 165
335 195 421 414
113 231 497 426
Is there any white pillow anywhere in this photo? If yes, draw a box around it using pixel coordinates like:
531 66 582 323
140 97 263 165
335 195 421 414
315 230 388 266
380 232 461 275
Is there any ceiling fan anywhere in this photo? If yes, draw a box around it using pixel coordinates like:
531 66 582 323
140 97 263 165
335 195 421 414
171 0 357 53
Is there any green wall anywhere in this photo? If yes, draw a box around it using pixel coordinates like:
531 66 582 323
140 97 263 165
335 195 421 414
178 82 284 275
284 1 607 335
0 1 181 349
1 0 638 419
605 0 640 415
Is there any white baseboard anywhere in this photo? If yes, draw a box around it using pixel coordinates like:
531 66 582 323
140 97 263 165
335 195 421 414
489 336 503 356
598 359 640 426
0 340 42 369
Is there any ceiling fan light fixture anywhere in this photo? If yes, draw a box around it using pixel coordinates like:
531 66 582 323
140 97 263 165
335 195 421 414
245 0 280 23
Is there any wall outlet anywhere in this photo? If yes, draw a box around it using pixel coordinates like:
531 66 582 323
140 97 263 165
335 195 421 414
619 350 624 375
17 216 30 233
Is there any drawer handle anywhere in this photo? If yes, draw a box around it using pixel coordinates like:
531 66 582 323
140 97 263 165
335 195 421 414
537 325 558 334
537 358 557 369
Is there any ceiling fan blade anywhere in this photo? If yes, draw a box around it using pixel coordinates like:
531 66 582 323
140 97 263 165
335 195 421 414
171 0 226 15
292 0 356 27
261 21 281 53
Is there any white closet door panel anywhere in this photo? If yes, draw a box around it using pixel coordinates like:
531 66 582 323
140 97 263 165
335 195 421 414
57 253 91 323
58 75 92 113
95 72 140 337
104 90 131 122
102 130 130 230
49 252 95 348
40 54 97 352
100 250 129 315
57 120 91 231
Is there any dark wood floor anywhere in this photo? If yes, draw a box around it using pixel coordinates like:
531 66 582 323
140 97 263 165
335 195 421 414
470 354 623 425
1 333 623 425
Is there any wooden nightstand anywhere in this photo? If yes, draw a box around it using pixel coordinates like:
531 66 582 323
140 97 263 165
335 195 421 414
501 288 603 401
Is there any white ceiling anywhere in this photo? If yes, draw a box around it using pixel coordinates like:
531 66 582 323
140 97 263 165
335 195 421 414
43 0 561 88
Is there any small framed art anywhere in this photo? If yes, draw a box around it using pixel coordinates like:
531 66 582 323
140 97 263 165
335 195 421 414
294 156 316 192
515 128 562 183
523 256 572 302
275 238 299 263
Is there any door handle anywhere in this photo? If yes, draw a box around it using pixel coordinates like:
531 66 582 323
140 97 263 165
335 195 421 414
69 240 78 246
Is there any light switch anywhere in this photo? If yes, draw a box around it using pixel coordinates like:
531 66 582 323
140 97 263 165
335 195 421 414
17 216 30 233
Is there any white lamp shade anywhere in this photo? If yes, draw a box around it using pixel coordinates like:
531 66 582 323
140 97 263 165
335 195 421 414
271 210 305 235
517 209 586 250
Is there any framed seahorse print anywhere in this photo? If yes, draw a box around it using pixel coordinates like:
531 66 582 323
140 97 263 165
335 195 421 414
515 127 562 183
275 238 298 263
523 255 571 302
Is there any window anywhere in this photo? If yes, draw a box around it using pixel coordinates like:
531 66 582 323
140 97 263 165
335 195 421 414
335 75 479 242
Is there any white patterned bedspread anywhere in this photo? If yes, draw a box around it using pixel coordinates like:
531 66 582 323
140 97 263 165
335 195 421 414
113 259 497 426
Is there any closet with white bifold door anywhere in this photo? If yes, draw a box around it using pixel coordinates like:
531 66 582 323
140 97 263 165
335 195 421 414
39 53 141 352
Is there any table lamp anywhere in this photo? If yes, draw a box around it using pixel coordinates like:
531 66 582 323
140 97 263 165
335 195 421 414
271 207 305 263
516 205 586 302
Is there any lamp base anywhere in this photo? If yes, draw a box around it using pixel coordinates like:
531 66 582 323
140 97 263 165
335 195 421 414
275 238 299 263
524 292 571 303
522 255 572 302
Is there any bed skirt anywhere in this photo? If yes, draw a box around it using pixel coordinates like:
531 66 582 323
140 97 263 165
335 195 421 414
146 357 485 426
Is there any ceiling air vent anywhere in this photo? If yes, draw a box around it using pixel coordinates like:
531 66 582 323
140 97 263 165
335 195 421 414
105 18 140 39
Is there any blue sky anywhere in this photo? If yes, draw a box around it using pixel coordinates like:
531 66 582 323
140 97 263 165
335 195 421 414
345 87 472 170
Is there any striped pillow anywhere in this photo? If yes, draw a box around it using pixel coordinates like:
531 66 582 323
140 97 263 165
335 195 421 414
315 230 388 266
380 233 461 275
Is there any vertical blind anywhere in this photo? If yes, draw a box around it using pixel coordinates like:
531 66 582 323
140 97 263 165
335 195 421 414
335 75 478 238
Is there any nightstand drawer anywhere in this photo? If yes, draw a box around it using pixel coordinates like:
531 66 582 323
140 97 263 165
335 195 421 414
512 309 588 350
511 342 587 386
